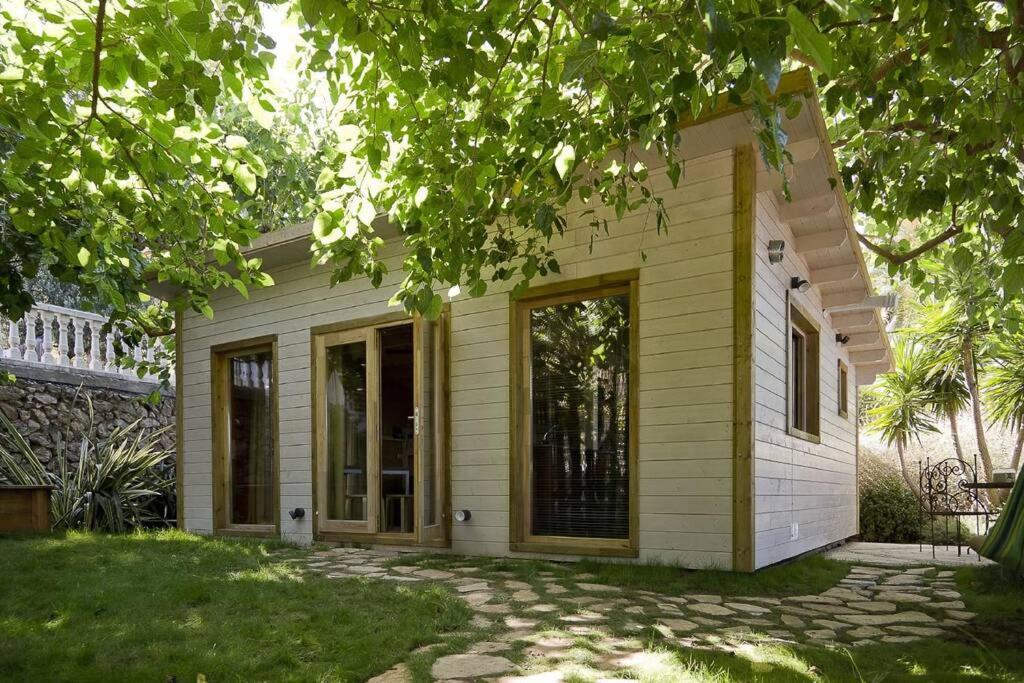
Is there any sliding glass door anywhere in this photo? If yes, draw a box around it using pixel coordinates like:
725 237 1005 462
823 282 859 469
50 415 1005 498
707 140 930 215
314 316 447 543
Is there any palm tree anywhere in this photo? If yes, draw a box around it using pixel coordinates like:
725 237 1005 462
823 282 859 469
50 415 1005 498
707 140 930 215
866 337 940 495
919 346 971 460
919 299 994 483
984 337 1024 475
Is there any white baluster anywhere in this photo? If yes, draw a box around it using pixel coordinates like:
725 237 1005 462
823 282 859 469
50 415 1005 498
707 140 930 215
56 314 70 366
89 323 102 370
105 328 117 372
23 313 39 362
5 319 18 359
72 317 86 368
39 311 54 364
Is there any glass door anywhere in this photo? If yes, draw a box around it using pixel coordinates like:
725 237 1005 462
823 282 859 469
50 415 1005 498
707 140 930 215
314 316 447 543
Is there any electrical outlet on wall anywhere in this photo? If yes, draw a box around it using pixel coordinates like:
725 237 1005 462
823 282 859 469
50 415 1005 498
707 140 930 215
790 522 799 541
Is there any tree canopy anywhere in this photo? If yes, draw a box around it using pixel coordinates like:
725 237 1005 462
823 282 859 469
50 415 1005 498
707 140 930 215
1 0 1023 342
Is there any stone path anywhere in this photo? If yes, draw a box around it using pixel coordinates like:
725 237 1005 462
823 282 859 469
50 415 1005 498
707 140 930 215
302 548 974 681
825 541 995 567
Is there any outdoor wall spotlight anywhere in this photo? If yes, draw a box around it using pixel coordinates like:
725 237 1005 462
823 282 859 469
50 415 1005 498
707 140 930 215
767 240 786 264
836 334 850 344
288 507 306 520
453 509 472 523
790 276 811 293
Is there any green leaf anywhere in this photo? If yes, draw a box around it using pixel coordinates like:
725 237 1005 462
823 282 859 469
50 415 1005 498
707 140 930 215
76 247 91 267
232 164 258 195
554 143 576 180
785 7 833 75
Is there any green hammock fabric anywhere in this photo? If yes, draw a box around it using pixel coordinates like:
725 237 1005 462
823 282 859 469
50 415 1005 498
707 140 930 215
979 475 1024 575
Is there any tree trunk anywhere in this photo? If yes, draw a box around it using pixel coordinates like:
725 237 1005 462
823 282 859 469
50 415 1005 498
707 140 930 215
1012 427 1024 474
897 440 920 497
962 337 993 482
948 407 964 460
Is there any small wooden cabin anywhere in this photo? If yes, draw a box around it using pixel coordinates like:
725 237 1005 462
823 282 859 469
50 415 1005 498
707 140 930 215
168 70 890 570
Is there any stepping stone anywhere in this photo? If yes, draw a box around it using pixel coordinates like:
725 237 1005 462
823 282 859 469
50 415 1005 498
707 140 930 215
882 635 922 643
934 590 962 599
461 592 493 606
624 605 646 615
946 610 976 620
813 619 851 630
390 565 419 574
512 590 540 602
347 565 388 575
847 626 884 638
724 602 770 615
687 594 723 604
367 664 410 683
505 616 538 629
935 600 966 610
873 592 930 604
851 639 877 647
559 612 604 624
801 604 862 615
413 568 454 580
527 603 559 613
691 617 724 627
837 611 936 626
456 582 490 593
781 615 804 627
577 583 618 592
846 601 896 613
660 618 699 632
689 603 735 617
787 595 842 605
656 603 682 612
466 641 512 654
500 671 566 683
888 625 945 637
431 654 514 679
544 583 569 595
805 629 836 641
779 606 819 618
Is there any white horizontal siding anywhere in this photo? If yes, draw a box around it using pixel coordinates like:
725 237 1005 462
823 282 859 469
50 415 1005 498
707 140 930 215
751 192 858 568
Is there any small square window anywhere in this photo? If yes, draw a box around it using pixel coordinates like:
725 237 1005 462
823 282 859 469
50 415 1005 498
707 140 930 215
838 360 849 418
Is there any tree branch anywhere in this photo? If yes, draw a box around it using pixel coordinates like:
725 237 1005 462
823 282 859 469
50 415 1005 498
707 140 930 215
88 0 108 119
857 223 964 266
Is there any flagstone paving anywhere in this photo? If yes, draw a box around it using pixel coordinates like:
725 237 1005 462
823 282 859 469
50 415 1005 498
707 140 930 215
303 548 972 682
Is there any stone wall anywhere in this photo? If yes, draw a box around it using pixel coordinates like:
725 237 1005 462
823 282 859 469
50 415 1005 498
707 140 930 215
0 374 174 470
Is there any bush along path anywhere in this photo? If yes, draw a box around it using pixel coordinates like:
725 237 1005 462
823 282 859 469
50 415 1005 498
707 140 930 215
302 549 975 681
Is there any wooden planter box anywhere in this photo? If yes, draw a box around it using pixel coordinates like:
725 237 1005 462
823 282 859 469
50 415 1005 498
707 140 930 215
0 486 53 533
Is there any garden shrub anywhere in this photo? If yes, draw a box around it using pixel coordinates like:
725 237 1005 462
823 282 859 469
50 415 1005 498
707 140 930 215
859 455 923 543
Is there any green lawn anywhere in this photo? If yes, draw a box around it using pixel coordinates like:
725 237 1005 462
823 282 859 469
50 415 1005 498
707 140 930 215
0 531 469 682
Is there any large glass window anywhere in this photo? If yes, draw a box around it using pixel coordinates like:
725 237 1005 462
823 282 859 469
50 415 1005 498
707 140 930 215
788 300 820 439
515 281 636 549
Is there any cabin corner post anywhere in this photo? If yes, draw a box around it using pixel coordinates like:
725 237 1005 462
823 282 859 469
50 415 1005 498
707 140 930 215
732 145 757 572
174 309 185 531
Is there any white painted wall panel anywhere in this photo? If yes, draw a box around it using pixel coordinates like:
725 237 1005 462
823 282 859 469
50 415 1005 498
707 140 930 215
751 192 859 569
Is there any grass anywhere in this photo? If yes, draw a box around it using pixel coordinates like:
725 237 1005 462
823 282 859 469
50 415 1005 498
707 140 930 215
0 530 469 682
388 552 850 597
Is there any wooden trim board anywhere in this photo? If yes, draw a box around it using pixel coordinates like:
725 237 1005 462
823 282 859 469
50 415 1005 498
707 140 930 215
174 309 184 530
732 145 756 573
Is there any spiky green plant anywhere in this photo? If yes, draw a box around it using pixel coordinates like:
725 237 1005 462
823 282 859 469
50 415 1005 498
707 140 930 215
984 338 1024 474
0 397 174 532
866 337 939 494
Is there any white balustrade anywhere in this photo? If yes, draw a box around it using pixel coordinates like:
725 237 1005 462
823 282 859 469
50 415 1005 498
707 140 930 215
0 303 173 384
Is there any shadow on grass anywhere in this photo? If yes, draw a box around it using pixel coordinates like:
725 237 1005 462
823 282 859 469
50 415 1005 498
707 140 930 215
0 530 469 683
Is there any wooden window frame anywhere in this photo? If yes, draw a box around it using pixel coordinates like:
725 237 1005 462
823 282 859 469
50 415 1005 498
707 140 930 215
837 359 850 419
211 336 280 538
310 310 450 547
786 295 821 443
509 270 640 558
